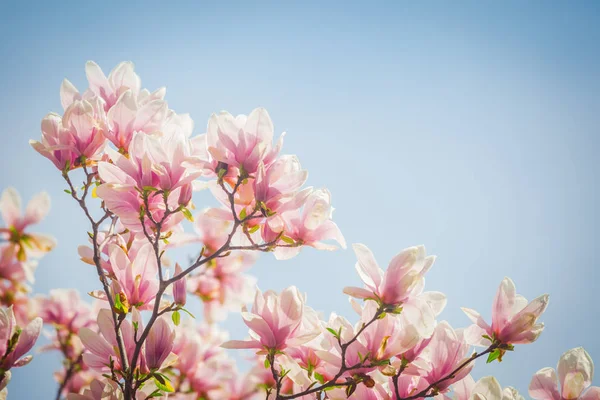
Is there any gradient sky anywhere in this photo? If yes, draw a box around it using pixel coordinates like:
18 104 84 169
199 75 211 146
1 1 599 398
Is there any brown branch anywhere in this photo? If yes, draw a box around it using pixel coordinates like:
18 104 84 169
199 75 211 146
62 171 129 377
275 309 384 400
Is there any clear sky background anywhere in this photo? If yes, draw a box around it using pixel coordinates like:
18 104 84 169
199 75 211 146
1 1 599 398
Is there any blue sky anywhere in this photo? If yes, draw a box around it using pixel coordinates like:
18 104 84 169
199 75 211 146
1 1 599 397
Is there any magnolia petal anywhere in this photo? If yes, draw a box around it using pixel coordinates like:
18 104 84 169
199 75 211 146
529 367 561 400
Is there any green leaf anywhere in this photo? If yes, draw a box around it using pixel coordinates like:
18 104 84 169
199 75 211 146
314 372 325 384
482 334 493 342
63 189 72 195
239 208 247 220
172 310 181 326
153 374 174 393
280 235 295 244
114 293 127 314
326 327 339 338
143 186 158 192
264 357 270 369
181 207 194 222
248 224 260 234
486 349 501 364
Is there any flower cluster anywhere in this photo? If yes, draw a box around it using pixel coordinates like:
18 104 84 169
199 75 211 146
0 59 589 400
0 306 42 397
529 347 599 400
222 244 551 399
0 188 55 325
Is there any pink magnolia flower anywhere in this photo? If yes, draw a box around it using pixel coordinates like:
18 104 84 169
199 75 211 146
416 321 473 392
462 277 549 346
189 252 257 323
452 376 524 400
529 347 600 400
206 107 284 176
108 243 159 311
96 130 201 232
79 309 135 372
343 243 435 307
34 289 94 332
144 317 176 370
31 97 108 170
352 301 435 366
391 375 429 399
54 367 99 398
0 306 42 370
0 245 36 284
168 208 232 254
80 309 174 373
172 321 233 384
0 188 56 261
254 155 308 217
222 286 320 352
64 61 142 111
105 89 168 151
268 188 346 260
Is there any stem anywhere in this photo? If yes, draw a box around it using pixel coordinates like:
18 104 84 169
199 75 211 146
124 177 248 398
62 171 129 375
398 344 498 400
54 353 83 400
276 309 384 400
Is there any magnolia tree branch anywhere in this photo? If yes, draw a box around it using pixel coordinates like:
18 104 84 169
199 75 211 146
270 308 385 400
54 327 84 400
124 176 284 398
62 170 130 376
395 344 499 400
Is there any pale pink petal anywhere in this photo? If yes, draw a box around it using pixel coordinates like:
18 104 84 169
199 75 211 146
581 387 600 400
0 188 21 227
352 243 382 289
24 192 50 226
557 347 594 399
13 317 42 360
342 286 375 300
529 367 561 400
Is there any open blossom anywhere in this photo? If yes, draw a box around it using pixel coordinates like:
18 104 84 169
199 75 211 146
0 306 42 370
0 245 36 284
206 107 283 176
462 277 549 347
222 286 320 352
79 309 135 372
452 376 524 400
34 289 94 332
96 130 201 232
269 188 346 260
108 244 159 311
344 243 435 307
529 347 600 400
416 321 473 392
31 96 108 170
105 89 168 151
80 309 175 373
254 155 308 217
0 188 55 261
61 61 143 111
